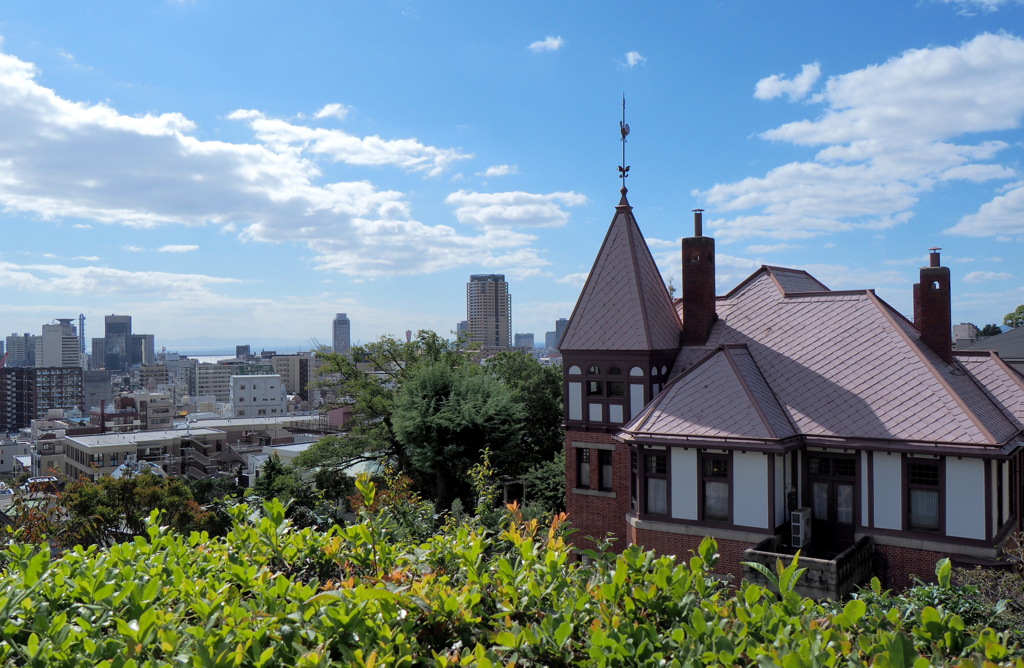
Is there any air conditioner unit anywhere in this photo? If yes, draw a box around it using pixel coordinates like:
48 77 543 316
790 507 812 548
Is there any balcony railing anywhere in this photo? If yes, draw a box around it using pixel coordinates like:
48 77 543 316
742 535 874 600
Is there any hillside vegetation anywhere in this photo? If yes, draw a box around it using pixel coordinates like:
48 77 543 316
0 477 1020 667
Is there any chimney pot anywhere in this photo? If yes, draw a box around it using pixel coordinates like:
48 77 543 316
929 247 941 268
693 209 704 237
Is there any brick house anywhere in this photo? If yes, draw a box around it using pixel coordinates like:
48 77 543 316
562 186 1024 594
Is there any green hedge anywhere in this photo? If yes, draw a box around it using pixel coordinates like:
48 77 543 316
0 484 1019 667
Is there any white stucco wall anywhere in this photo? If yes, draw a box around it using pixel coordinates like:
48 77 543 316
946 457 985 540
861 451 870 526
733 451 769 529
774 453 786 527
671 448 697 520
873 452 902 530
568 382 582 420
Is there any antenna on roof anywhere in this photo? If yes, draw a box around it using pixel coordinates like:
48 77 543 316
618 95 630 189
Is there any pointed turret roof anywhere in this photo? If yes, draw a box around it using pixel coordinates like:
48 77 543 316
560 189 681 351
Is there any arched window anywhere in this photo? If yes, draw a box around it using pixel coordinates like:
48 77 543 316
588 365 601 374
608 366 622 375
568 365 582 375
629 367 644 377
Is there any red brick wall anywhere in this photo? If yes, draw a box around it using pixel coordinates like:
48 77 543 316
565 431 631 553
630 526 752 579
873 543 948 591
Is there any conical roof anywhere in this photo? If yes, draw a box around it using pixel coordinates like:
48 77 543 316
560 189 681 351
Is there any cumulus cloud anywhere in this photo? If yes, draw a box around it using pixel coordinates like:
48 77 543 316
480 164 518 177
0 260 238 295
947 182 1024 236
229 109 471 177
754 63 822 101
313 103 351 120
625 51 646 67
964 270 1014 282
941 0 1020 13
445 190 588 228
0 47 554 278
158 244 199 253
528 36 564 53
698 34 1024 243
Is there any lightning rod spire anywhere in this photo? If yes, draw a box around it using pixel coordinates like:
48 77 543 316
618 95 630 191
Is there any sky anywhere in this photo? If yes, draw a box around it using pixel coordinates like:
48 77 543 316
1 1 1024 352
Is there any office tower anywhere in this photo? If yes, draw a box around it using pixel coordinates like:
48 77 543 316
333 313 351 354
104 315 132 372
5 333 37 367
236 345 251 360
466 274 511 349
514 333 535 350
37 319 81 368
130 334 155 367
553 318 569 347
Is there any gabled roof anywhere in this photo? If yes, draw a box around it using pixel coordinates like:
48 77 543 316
645 267 1024 451
960 326 1024 360
560 190 681 352
621 344 796 444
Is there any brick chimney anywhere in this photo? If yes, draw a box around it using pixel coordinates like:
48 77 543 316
914 248 952 363
681 209 717 344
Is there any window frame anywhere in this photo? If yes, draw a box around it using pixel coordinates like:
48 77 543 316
905 457 943 534
642 451 669 516
598 450 613 491
576 448 591 489
699 451 732 523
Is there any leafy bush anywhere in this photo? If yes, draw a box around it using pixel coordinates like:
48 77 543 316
0 479 1018 667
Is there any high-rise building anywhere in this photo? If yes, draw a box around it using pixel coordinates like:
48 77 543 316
5 333 37 367
466 274 511 349
514 333 535 350
0 367 83 432
37 319 81 368
333 313 351 354
554 318 569 347
104 315 132 372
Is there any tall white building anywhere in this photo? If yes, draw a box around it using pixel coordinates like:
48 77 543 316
332 313 351 354
36 319 82 368
230 374 287 418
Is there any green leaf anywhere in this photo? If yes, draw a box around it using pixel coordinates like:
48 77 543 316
843 599 866 624
934 558 951 588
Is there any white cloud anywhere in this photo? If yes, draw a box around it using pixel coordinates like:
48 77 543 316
229 109 471 177
158 244 199 253
941 0 1020 13
528 36 564 53
947 182 1024 236
313 103 351 121
480 164 518 178
625 51 646 67
0 260 238 295
964 270 1014 282
556 272 589 286
754 63 822 101
699 34 1024 243
445 190 588 228
747 243 799 253
123 245 143 252
0 48 552 278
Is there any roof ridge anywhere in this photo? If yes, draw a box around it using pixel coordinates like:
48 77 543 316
722 346 780 439
865 290 1000 445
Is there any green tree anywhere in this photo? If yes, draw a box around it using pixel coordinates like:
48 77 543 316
1004 305 1024 329
61 472 207 546
979 323 1003 337
483 351 564 477
296 331 473 479
393 361 523 511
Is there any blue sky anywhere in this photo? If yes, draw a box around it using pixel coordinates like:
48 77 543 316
1 1 1023 351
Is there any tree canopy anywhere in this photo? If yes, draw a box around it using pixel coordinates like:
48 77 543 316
296 332 564 514
979 323 1003 338
1005 305 1024 329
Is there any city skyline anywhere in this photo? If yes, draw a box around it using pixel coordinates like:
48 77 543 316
1 3 1023 348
